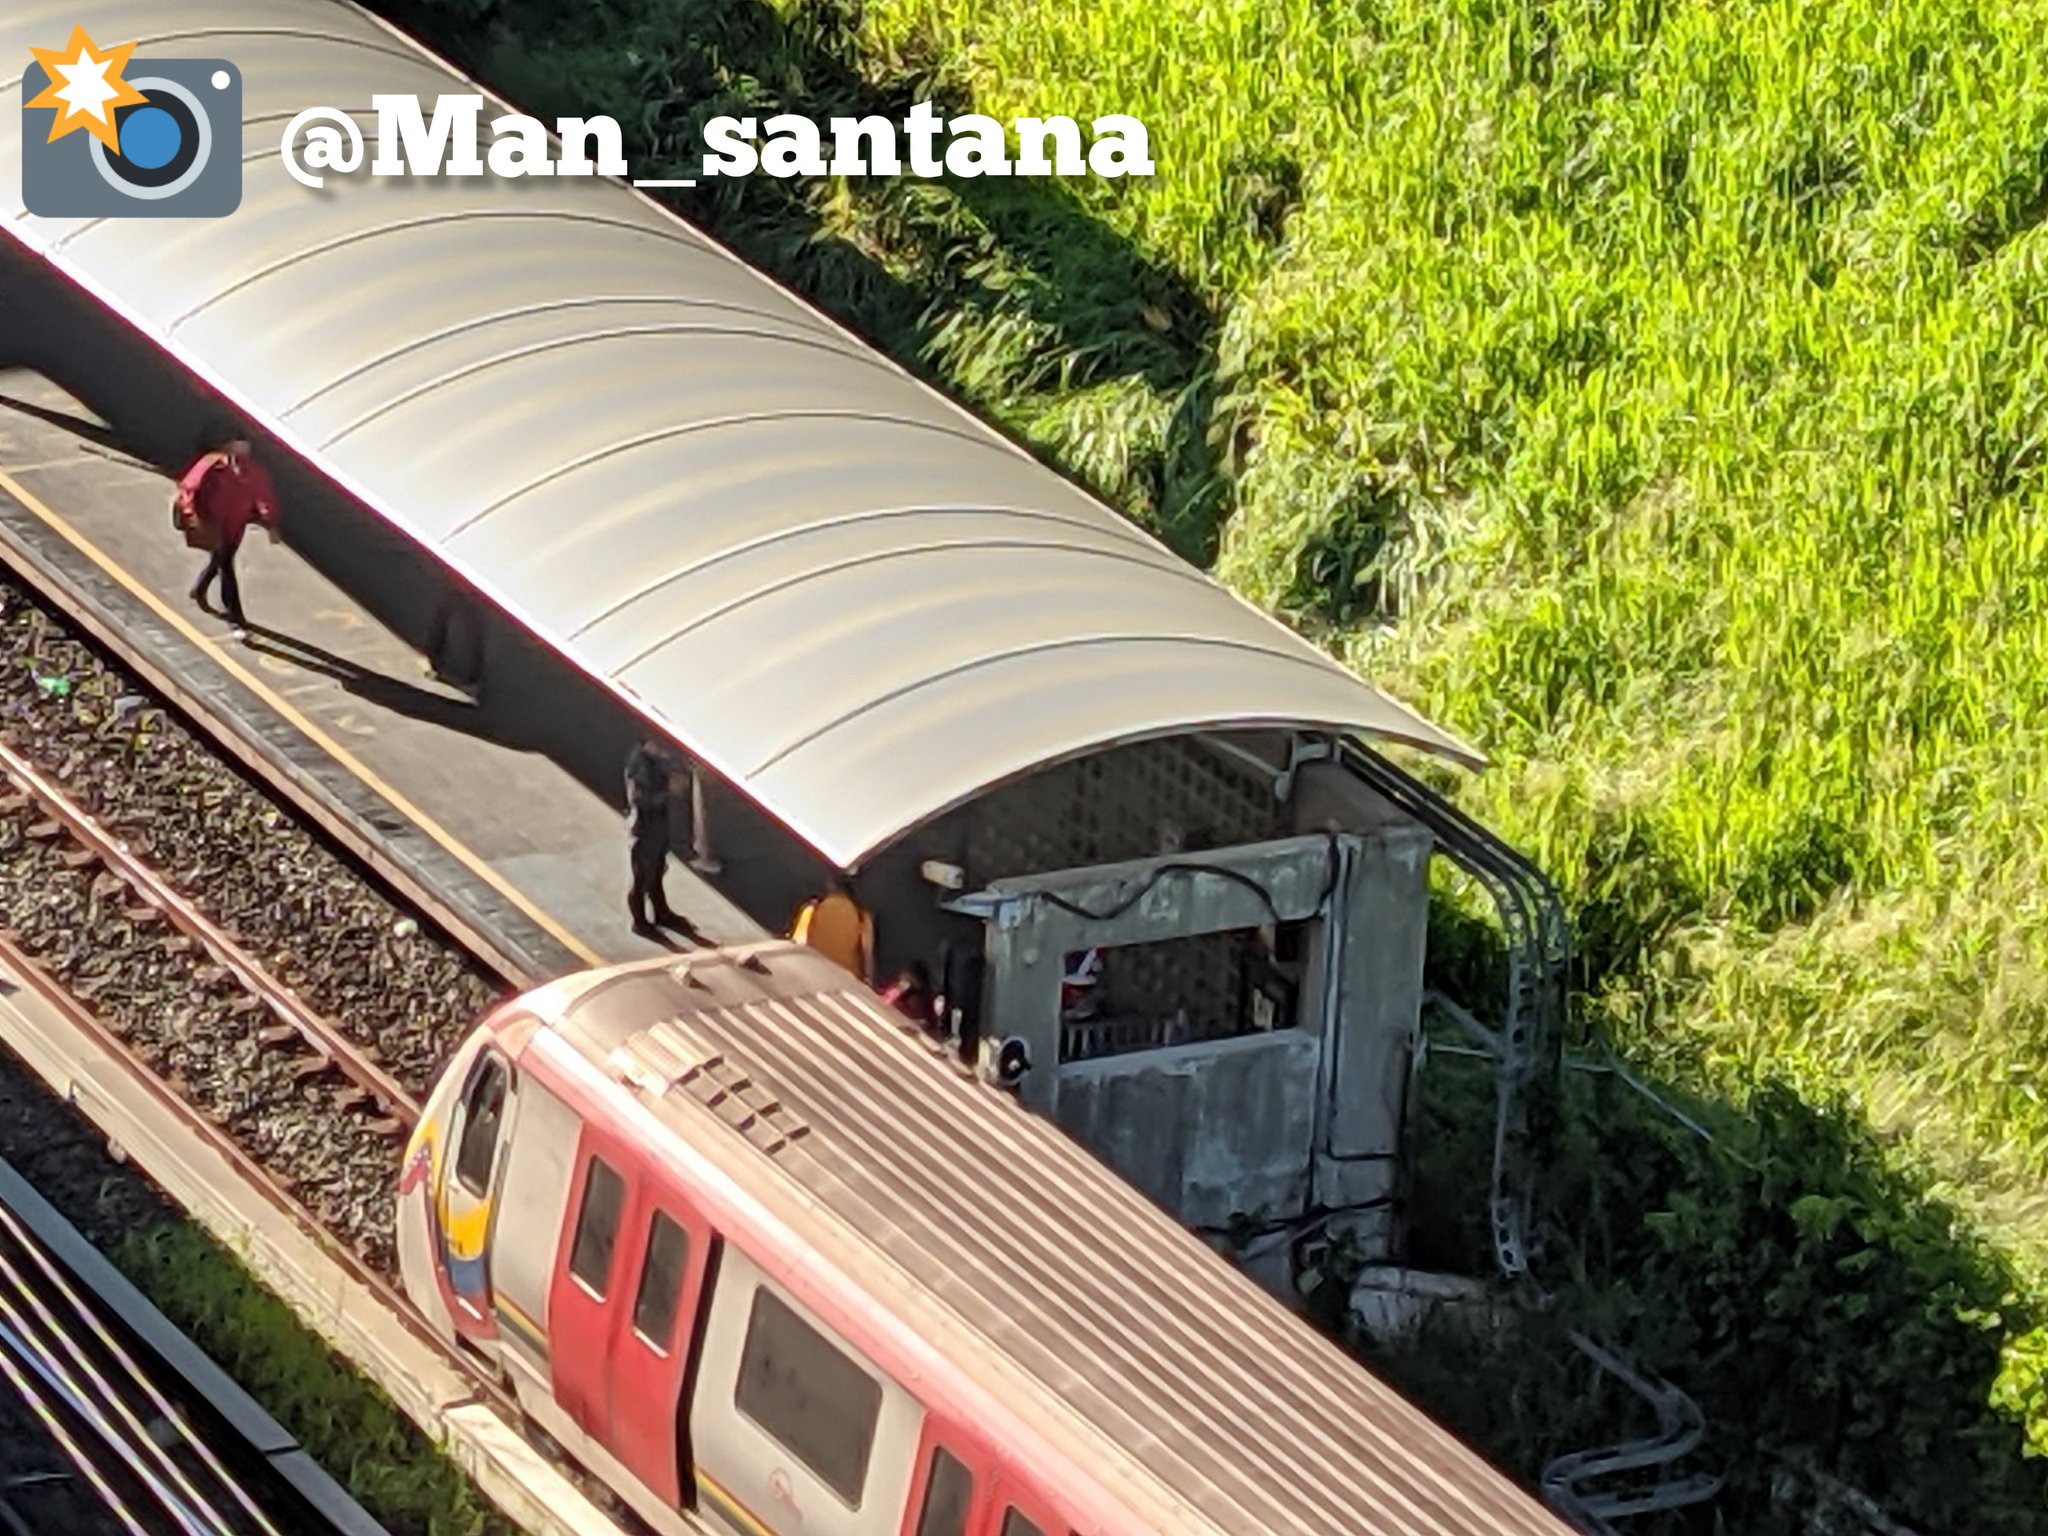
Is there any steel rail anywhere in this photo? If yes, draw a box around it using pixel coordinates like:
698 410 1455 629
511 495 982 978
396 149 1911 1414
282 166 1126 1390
0 1319 152 1536
0 1306 218 1536
0 926 648 1536
0 535 543 988
0 1269 213 1535
0 737 421 1129
0 1218 280 1536
0 1200 286 1536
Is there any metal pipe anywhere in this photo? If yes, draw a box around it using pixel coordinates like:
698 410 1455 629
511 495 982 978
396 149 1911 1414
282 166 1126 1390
1307 834 1353 1165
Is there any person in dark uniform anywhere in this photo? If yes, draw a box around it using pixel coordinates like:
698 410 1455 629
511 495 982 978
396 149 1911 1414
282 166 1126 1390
939 941 985 1067
625 736 689 937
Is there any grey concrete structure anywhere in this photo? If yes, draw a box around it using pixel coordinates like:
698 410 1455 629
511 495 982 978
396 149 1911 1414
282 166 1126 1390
1057 1031 1324 1226
968 818 1432 1232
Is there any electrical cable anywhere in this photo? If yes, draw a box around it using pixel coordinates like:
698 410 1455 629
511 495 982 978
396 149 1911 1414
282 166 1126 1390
1035 830 1343 928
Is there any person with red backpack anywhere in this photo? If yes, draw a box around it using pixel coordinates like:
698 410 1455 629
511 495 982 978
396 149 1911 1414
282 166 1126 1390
173 435 278 639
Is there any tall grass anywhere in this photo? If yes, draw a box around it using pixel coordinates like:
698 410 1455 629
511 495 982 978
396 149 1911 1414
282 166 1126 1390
115 1223 516 1535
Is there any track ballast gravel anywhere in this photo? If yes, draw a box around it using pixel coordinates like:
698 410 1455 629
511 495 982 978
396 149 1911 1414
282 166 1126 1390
0 574 510 1271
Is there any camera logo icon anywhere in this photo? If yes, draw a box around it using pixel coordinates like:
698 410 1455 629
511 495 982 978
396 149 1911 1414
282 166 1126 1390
22 27 241 218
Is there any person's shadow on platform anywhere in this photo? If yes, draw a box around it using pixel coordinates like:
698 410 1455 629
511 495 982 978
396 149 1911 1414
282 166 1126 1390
238 622 543 755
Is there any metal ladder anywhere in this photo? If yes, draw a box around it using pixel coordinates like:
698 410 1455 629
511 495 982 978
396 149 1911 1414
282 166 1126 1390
1340 742 1569 1277
1340 745 1719 1533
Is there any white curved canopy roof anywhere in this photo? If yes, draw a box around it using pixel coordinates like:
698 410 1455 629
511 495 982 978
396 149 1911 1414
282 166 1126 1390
0 0 1477 864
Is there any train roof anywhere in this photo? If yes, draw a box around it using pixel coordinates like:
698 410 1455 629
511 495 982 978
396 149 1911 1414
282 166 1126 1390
528 944 1573 1536
0 0 1477 868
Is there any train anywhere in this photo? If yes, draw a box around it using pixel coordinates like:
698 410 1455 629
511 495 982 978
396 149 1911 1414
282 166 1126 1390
396 940 1571 1536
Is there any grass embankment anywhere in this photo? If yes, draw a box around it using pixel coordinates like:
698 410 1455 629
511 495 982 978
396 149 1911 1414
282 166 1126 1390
375 0 2048 1526
115 1224 514 1536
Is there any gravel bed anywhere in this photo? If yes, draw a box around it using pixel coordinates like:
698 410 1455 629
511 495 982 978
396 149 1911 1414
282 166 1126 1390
0 573 552 1535
0 572 521 1273
0 1044 174 1249
0 819 400 1268
0 577 503 1092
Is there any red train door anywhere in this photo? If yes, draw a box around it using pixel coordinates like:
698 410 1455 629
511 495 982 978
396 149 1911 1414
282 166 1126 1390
548 1128 636 1441
899 1420 992 1536
602 1185 716 1506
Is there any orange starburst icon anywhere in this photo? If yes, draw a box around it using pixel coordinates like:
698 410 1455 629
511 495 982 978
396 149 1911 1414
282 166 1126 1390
26 25 148 151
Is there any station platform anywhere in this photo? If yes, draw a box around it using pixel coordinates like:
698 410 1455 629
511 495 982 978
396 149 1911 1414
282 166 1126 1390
0 369 782 983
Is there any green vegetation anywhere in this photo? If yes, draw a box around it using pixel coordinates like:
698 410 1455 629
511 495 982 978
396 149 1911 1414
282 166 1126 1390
114 1223 515 1536
374 0 2048 1525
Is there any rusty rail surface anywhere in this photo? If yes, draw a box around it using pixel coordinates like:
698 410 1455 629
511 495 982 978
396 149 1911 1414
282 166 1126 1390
0 737 422 1131
0 932 431 1331
0 924 552 1432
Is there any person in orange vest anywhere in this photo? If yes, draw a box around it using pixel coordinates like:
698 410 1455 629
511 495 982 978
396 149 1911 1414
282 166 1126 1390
791 872 875 984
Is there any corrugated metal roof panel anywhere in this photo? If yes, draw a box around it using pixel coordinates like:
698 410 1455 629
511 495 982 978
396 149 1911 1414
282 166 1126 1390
0 0 1479 864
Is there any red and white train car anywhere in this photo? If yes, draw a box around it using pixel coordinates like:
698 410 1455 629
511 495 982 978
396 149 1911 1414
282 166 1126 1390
397 941 1572 1536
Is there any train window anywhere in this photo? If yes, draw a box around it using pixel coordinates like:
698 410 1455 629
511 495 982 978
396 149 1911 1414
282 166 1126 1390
631 1211 690 1349
915 1447 974 1536
733 1286 881 1506
568 1157 624 1296
453 1055 508 1197
999 1512 1045 1536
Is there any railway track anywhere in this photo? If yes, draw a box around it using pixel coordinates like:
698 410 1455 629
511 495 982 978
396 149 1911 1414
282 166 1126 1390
0 803 419 1269
0 571 628 1535
0 566 467 1271
0 1184 285 1536
0 580 506 1075
0 738 421 1133
0 572 501 1268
